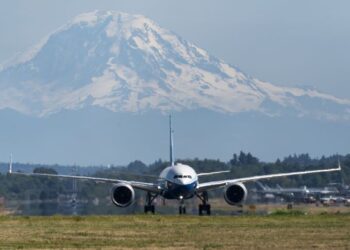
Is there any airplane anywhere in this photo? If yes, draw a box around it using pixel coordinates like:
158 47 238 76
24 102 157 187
320 195 350 206
8 116 342 215
255 181 340 203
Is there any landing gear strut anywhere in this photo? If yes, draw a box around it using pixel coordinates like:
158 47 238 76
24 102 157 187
196 191 211 216
144 192 157 214
178 198 186 215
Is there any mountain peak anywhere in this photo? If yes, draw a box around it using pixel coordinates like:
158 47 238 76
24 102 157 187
0 11 349 121
71 10 157 34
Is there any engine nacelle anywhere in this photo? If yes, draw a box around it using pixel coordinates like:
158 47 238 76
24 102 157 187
111 183 135 207
224 183 248 205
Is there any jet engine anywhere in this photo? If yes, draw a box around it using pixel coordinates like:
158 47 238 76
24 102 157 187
224 183 247 205
111 183 135 207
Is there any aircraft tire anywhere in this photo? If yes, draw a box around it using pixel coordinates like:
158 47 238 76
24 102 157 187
144 205 155 214
179 206 186 215
198 204 203 216
206 204 211 215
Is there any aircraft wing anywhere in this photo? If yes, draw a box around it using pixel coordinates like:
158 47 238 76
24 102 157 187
197 170 231 177
196 165 341 192
10 171 161 194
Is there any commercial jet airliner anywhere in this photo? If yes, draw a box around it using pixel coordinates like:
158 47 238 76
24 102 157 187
9 116 341 215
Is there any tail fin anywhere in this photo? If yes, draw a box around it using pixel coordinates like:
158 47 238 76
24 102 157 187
9 154 13 174
169 115 174 166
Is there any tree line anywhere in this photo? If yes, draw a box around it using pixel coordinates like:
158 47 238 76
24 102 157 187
0 152 348 203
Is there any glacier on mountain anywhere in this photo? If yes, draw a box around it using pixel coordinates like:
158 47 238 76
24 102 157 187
0 10 349 121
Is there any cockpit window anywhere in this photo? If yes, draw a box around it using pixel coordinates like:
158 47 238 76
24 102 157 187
173 175 192 179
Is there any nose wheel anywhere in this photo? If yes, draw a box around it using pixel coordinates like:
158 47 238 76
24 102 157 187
144 192 157 214
196 191 211 216
179 205 186 214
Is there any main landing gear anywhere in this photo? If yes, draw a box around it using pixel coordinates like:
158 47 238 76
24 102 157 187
144 192 157 214
196 191 211 216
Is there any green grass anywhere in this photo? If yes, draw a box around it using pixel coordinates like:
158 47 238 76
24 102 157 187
0 214 349 249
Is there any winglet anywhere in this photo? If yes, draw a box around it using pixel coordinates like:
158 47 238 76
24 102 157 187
338 158 342 170
9 154 13 174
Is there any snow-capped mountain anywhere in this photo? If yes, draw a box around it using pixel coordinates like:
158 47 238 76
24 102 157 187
0 10 349 121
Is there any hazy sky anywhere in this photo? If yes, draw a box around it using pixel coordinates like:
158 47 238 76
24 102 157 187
0 0 349 165
1 0 349 99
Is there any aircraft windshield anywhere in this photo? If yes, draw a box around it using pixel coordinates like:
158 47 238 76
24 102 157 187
173 175 192 179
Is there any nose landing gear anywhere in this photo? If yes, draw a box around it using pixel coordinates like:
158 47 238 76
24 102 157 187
196 191 211 216
178 197 186 214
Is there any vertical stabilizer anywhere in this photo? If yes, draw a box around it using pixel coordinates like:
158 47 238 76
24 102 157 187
169 115 175 166
9 154 13 174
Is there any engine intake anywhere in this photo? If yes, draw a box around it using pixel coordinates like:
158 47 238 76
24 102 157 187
111 183 135 207
224 183 247 205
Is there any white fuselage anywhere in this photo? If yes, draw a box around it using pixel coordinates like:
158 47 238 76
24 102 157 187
159 163 198 199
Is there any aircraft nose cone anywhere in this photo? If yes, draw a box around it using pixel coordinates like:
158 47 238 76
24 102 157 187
179 179 186 185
